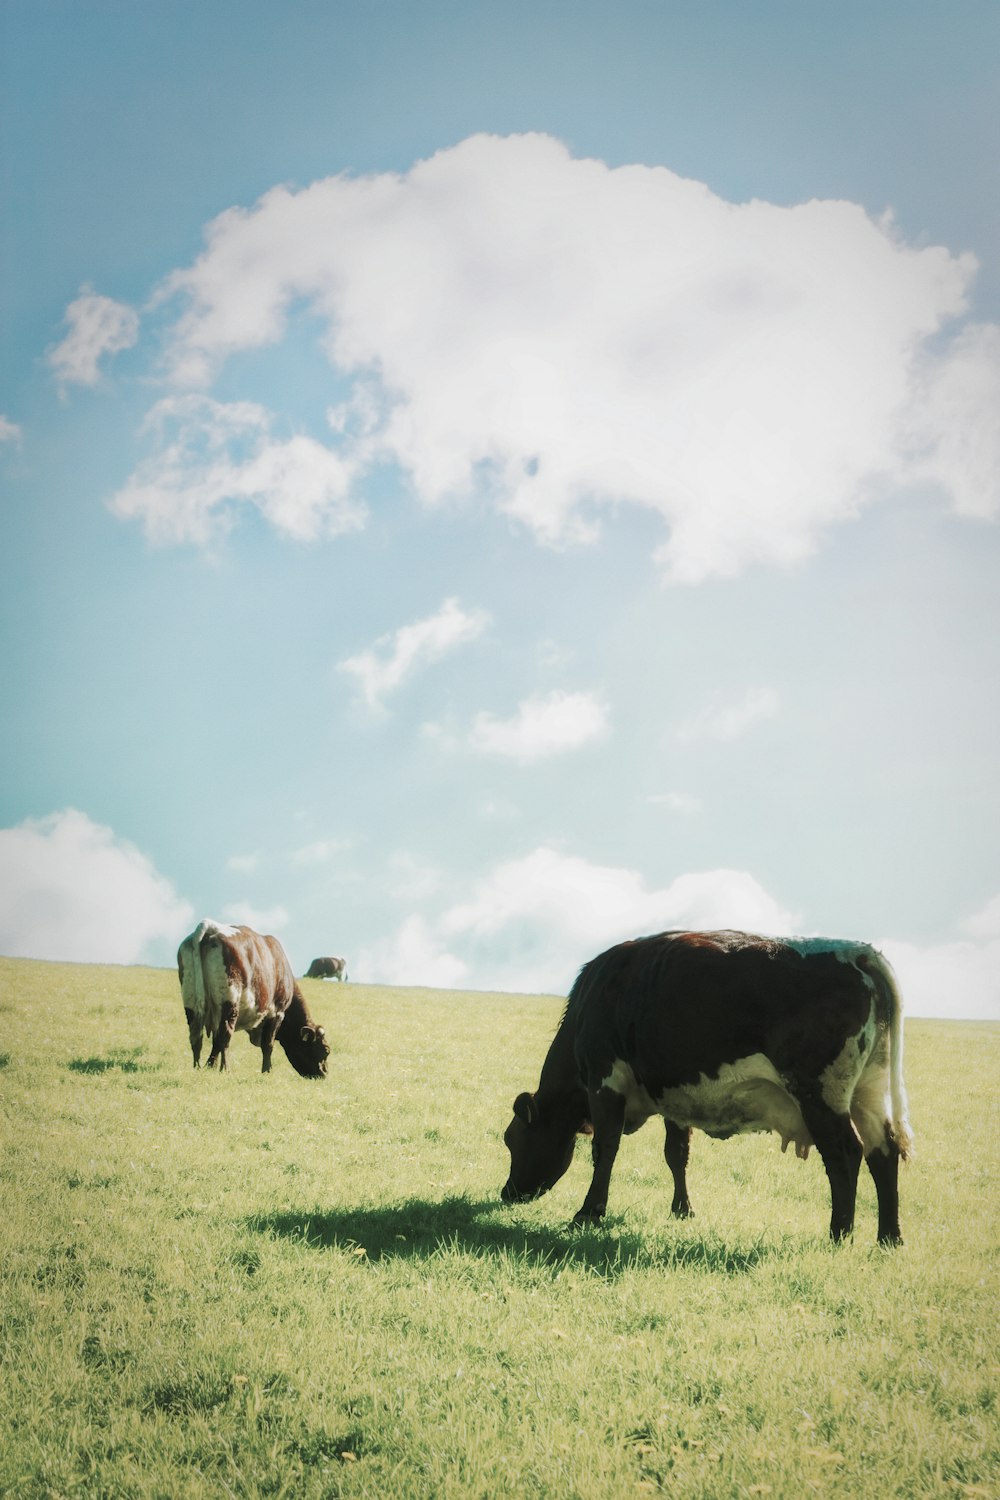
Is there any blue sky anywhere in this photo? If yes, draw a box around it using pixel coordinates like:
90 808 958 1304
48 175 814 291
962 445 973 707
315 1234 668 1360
2 1 998 1016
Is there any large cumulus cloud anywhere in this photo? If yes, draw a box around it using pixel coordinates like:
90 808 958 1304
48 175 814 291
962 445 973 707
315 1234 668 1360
115 132 999 578
0 810 192 964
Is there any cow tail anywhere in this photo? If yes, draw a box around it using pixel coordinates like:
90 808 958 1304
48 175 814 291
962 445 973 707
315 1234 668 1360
192 919 214 1025
871 949 914 1160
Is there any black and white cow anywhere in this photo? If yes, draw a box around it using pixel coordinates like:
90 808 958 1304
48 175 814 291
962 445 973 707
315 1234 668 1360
178 920 329 1077
304 956 348 981
502 930 912 1244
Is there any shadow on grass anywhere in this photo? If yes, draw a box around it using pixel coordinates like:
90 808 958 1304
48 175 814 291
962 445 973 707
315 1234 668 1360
248 1195 774 1278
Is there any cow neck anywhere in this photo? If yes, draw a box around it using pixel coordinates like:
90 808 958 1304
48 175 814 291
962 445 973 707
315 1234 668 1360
537 1006 581 1100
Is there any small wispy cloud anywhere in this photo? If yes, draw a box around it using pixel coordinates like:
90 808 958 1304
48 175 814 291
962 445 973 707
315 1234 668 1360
221 902 289 933
649 791 703 815
109 395 365 546
226 852 261 875
386 851 444 902
340 597 490 710
290 838 350 866
49 287 139 388
0 415 22 446
465 689 609 764
674 686 779 743
960 892 1000 939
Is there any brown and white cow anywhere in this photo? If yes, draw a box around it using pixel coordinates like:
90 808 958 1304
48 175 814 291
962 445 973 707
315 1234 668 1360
178 920 329 1077
304 956 348 981
502 930 912 1245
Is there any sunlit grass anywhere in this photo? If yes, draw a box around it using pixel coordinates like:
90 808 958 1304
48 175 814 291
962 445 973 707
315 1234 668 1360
0 956 996 1498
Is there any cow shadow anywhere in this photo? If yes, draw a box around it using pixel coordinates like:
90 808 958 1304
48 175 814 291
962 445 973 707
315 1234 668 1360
247 1195 773 1278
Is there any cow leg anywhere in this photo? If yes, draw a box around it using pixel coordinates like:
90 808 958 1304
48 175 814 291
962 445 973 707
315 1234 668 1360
184 1008 203 1068
796 1094 864 1241
865 1140 903 1246
574 1087 626 1224
255 1017 280 1074
207 1002 238 1072
664 1121 694 1217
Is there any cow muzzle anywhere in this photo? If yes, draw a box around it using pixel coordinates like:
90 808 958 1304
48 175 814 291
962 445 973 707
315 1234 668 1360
502 1179 542 1204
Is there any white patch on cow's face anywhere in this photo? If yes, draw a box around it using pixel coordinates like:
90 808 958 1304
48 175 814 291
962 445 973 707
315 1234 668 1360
601 1054 814 1157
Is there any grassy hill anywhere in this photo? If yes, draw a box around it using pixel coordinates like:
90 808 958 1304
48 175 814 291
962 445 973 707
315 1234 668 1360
0 956 996 1498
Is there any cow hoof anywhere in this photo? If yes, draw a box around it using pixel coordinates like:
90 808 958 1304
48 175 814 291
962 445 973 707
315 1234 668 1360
572 1208 605 1226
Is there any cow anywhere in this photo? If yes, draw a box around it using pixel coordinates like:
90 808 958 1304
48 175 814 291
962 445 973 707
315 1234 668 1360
502 930 913 1245
177 920 330 1077
305 956 348 981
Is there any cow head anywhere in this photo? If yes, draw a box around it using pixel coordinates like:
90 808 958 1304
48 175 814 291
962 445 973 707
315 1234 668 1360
501 1090 589 1203
289 1022 330 1078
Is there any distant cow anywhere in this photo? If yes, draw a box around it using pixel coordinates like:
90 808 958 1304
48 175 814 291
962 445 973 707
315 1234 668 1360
502 930 912 1245
178 920 330 1077
305 956 348 981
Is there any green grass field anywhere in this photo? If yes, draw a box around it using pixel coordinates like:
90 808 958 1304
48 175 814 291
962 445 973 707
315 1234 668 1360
0 956 996 1499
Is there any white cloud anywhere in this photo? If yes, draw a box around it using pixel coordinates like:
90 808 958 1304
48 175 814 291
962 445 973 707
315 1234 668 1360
220 902 289 934
960 892 1000 939
109 394 365 545
674 686 779 743
356 913 470 989
0 809 192 963
386 851 444 902
465 689 610 763
368 846 797 993
340 596 490 709
49 287 139 387
880 936 1000 1021
0 415 22 446
152 132 997 579
290 838 350 866
358 854 1000 1016
477 796 522 822
649 791 703 814
878 891 999 1020
902 323 1000 520
226 852 261 874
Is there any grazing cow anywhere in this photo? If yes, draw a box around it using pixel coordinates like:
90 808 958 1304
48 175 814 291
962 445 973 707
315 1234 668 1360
305 956 348 981
177 920 330 1077
502 930 912 1245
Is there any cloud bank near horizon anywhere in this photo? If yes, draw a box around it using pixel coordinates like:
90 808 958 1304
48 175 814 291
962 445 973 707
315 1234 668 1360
360 845 1000 1019
1 811 997 1019
0 810 192 965
102 132 999 580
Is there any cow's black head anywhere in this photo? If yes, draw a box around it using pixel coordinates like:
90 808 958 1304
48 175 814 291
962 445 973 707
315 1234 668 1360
501 1090 588 1204
285 1022 330 1078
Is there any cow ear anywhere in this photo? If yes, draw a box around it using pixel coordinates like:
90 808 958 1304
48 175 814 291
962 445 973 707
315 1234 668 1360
300 1024 314 1042
513 1091 538 1125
